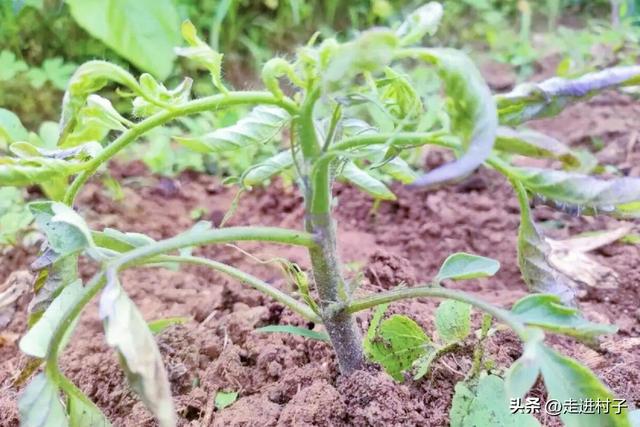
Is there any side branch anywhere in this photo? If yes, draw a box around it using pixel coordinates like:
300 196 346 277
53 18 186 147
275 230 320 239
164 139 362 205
159 255 321 322
346 286 527 338
113 226 317 268
64 91 298 205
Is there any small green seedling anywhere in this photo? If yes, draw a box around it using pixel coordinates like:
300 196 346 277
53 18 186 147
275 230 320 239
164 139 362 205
2 2 640 426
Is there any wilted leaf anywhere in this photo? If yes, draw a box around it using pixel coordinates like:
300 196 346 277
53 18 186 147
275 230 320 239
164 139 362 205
0 271 31 329
176 106 290 153
29 202 94 258
254 325 329 342
20 280 83 358
365 313 429 381
435 300 471 343
538 345 630 427
0 157 84 187
100 274 176 427
450 375 540 427
435 252 500 282
340 161 396 200
18 373 67 427
505 328 543 399
408 48 497 188
496 65 640 126
545 227 631 289
495 127 579 167
514 168 640 217
510 294 617 342
514 180 576 304
214 391 238 411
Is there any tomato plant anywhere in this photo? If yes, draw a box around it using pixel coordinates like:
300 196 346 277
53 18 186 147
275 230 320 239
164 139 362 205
2 3 640 426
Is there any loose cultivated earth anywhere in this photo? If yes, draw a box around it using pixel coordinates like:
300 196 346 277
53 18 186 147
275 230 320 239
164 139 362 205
1 65 639 427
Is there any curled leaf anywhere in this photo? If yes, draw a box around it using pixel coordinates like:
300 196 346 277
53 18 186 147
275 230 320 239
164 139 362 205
100 274 176 427
176 20 226 92
435 300 471 343
176 105 290 153
261 58 303 99
0 157 84 187
20 280 83 358
133 75 192 117
339 161 396 200
407 49 497 188
513 179 577 304
60 61 140 144
545 227 632 289
495 127 579 167
496 65 640 126
515 167 640 218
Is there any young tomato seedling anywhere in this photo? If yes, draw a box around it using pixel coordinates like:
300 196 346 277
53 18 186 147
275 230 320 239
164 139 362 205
2 3 640 426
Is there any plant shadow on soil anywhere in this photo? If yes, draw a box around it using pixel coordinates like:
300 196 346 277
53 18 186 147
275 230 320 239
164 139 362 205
1 67 640 427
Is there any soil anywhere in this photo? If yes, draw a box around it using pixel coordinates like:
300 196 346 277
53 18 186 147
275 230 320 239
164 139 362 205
1 66 640 426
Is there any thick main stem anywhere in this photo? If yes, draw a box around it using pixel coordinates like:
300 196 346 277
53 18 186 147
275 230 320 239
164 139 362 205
299 88 363 375
306 212 363 375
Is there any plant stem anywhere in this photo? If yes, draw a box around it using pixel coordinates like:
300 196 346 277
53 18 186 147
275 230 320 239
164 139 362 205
64 91 297 205
300 87 363 375
346 286 527 339
112 226 316 268
158 255 321 322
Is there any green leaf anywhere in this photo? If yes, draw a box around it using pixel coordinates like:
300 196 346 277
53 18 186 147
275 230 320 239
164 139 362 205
0 50 28 81
20 280 83 358
450 375 540 427
0 156 84 187
18 373 68 427
409 48 497 188
323 29 399 84
504 329 543 399
495 127 579 167
65 0 180 80
435 300 471 343
364 313 429 381
176 106 290 153
254 325 329 342
340 161 396 200
435 252 500 282
0 108 29 146
64 379 111 427
29 202 95 258
513 179 576 303
92 228 156 253
514 167 640 217
379 157 419 184
538 345 630 427
214 391 238 411
242 150 294 186
510 294 617 342
496 65 640 126
99 274 176 427
148 316 189 335
176 20 225 92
